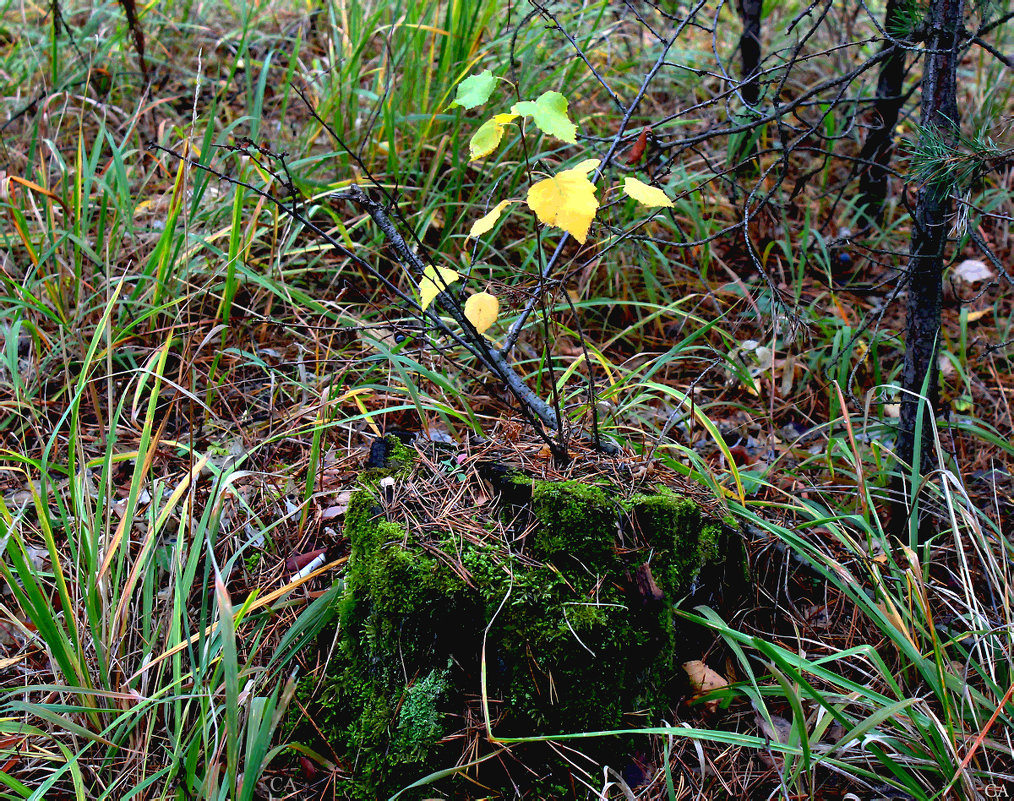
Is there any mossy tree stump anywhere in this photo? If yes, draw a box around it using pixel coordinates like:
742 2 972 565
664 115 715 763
301 437 746 797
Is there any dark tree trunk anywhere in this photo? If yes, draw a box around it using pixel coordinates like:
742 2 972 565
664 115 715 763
117 0 149 82
737 0 763 106
895 0 965 538
731 0 763 173
856 0 907 225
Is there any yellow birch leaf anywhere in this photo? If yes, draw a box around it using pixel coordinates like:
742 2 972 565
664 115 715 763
469 200 513 238
526 165 599 244
464 291 499 333
623 176 674 208
571 158 601 174
419 265 460 311
469 113 518 160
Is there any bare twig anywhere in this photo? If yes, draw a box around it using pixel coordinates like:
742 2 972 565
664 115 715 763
146 141 565 456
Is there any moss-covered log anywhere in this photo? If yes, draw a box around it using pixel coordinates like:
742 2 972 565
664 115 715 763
297 448 745 797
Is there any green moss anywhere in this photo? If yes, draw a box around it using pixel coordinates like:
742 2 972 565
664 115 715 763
461 488 672 737
394 666 450 762
296 478 740 797
384 433 415 469
531 480 616 568
628 487 718 595
361 433 416 483
297 487 479 798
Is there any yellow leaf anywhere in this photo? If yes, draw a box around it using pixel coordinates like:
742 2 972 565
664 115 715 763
469 200 513 238
464 291 499 333
526 166 599 244
469 113 518 160
419 265 459 312
623 176 673 208
571 158 601 174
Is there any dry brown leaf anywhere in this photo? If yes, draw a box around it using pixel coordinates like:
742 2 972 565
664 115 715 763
755 710 793 770
625 126 650 165
320 504 348 520
683 660 727 713
756 711 793 744
285 549 326 573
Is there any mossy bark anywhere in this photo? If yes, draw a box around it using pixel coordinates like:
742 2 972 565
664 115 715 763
303 471 745 797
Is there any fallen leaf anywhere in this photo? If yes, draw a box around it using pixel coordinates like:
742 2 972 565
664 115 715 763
952 258 993 284
285 548 326 573
320 504 348 520
299 755 318 779
756 711 793 744
683 660 727 713
755 710 793 770
290 551 328 581
632 562 665 606
803 604 832 629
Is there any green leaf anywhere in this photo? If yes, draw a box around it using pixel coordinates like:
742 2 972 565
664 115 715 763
511 91 577 143
450 70 497 109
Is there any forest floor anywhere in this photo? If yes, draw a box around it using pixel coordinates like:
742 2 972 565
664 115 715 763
0 1 1012 799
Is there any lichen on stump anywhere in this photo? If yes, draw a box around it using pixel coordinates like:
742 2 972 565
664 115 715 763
304 438 746 796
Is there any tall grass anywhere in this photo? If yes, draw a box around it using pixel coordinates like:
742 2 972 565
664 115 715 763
699 418 1014 799
0 0 514 795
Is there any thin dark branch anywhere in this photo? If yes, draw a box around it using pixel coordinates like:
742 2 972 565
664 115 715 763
146 140 564 448
969 36 1014 67
970 229 1014 289
503 0 712 353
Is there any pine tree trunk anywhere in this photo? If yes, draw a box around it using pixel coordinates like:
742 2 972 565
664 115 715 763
857 0 907 225
896 0 965 537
